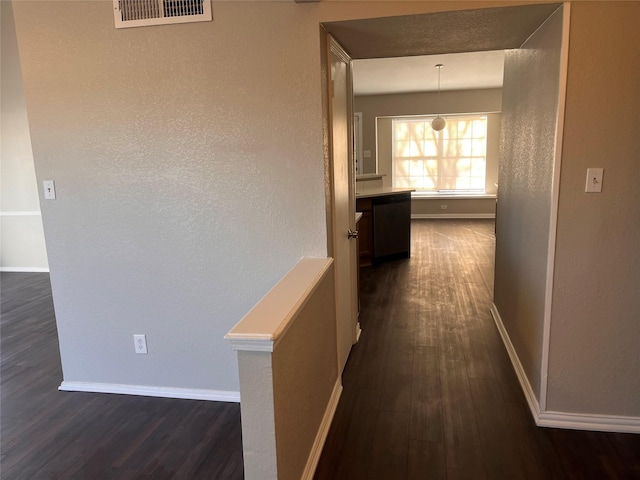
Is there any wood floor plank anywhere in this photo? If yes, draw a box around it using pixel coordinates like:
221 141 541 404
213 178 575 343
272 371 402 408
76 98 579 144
379 340 414 413
469 377 529 479
314 387 380 480
408 439 447 480
439 357 487 480
0 272 244 479
410 394 443 443
315 219 640 479
411 345 441 399
368 410 411 480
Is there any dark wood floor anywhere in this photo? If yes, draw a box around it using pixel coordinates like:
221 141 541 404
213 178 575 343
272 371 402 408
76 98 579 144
1 273 244 479
315 219 640 480
3 220 640 479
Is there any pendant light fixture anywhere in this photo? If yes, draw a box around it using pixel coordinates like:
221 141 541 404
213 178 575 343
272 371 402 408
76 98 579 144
431 64 446 132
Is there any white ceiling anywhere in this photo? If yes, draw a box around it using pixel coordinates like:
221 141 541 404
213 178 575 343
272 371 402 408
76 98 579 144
352 50 506 96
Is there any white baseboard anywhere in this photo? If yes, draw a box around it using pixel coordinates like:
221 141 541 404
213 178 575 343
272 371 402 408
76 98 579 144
538 411 640 434
0 211 42 216
59 381 241 403
490 304 640 435
302 379 343 480
0 267 50 272
355 322 362 343
489 304 541 420
412 213 495 220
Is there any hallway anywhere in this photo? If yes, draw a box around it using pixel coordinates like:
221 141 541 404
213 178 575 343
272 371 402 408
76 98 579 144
314 219 640 479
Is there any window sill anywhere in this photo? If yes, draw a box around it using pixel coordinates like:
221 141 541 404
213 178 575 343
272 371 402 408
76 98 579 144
411 192 497 200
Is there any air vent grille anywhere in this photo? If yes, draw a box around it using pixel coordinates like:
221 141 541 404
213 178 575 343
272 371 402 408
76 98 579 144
113 0 212 28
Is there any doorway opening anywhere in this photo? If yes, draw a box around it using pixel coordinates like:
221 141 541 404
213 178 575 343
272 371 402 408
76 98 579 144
320 1 567 415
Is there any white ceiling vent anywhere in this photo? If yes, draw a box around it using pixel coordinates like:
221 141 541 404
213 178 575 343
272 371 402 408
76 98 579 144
113 0 212 29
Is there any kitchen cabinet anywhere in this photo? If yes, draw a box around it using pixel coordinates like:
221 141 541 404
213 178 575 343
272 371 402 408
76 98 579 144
356 189 413 266
356 198 372 267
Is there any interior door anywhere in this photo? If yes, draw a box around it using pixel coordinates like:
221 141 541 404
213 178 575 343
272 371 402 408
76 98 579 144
328 36 359 374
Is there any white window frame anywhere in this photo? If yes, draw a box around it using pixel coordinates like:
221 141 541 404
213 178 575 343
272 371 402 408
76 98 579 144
392 115 488 194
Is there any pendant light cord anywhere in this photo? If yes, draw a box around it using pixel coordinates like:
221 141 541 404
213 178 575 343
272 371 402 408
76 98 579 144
431 64 446 132
436 63 443 116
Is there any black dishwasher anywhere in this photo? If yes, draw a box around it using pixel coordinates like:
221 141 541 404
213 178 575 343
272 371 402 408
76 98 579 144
372 193 411 261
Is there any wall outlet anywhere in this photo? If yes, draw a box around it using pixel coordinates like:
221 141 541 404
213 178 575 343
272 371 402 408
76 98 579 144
363 150 371 158
440 204 448 210
133 334 148 354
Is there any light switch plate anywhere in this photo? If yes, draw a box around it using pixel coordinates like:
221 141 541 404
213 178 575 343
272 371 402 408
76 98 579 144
585 168 604 193
43 180 56 200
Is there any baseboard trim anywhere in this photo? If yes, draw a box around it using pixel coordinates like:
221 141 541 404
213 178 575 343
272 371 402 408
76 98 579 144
538 411 640 434
0 211 42 216
489 304 541 420
0 267 50 273
490 304 640 434
58 381 241 403
302 379 343 480
412 213 495 220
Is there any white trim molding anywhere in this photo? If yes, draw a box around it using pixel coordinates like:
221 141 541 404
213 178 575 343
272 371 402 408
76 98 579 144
489 304 541 419
302 379 343 480
225 257 333 350
538 411 640 434
0 211 42 216
0 267 50 273
226 338 274 352
59 381 240 403
490 304 640 434
355 321 362 343
540 1 571 413
412 213 495 220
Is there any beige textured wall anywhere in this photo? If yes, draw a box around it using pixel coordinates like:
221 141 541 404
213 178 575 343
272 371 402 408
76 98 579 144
272 264 337 480
411 198 496 217
237 351 278 479
493 7 564 404
12 1 330 393
547 1 640 416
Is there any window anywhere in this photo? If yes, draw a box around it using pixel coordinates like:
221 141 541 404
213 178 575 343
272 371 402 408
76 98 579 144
392 115 487 193
113 0 212 29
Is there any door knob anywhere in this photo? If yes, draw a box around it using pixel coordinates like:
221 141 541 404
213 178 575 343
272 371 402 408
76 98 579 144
348 229 359 239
